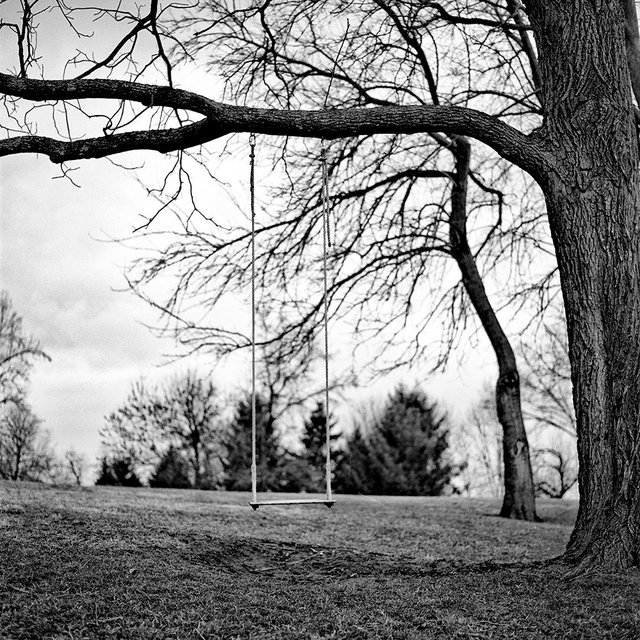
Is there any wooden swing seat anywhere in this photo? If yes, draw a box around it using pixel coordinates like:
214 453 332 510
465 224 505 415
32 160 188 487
249 499 335 510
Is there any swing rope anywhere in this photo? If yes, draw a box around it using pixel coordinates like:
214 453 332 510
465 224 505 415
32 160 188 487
249 133 334 510
249 133 258 505
320 139 333 503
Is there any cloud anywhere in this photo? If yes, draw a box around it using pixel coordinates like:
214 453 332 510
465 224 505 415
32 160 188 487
1 155 179 461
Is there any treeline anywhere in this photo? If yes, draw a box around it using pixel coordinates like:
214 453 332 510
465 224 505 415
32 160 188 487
97 372 463 496
1 291 576 497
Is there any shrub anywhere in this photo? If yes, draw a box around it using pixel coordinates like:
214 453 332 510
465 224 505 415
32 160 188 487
95 456 142 487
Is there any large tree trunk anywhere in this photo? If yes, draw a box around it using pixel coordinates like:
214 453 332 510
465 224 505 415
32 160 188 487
449 137 537 520
527 0 640 570
553 182 640 571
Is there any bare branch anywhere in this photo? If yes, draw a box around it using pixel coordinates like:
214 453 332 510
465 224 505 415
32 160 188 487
0 73 549 175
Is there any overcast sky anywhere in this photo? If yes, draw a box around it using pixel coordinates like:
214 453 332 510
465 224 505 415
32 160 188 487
1 146 495 479
0 2 512 491
0 93 498 489
1 154 222 462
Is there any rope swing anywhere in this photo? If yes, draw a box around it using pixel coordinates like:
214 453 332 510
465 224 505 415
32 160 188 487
248 133 335 510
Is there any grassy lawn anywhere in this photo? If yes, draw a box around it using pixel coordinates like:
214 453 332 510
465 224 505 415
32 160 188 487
1 482 638 639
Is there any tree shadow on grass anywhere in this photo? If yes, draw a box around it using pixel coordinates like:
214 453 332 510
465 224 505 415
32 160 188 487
185 534 554 580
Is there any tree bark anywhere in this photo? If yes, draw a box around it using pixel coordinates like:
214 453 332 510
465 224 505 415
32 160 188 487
449 137 537 521
526 0 640 570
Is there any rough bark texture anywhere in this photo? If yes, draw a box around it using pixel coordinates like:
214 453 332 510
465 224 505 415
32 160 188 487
526 0 640 571
0 72 548 177
449 138 537 521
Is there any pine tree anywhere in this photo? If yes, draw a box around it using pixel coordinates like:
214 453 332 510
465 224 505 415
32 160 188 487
377 386 458 495
301 402 340 465
149 447 192 489
223 393 280 491
333 427 377 495
95 456 142 487
334 385 461 496
287 401 338 492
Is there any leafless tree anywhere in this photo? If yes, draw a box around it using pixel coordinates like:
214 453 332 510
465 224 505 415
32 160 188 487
0 291 50 406
117 0 545 519
520 312 576 439
533 445 577 499
2 0 640 571
100 379 165 472
64 449 87 486
517 307 578 498
455 387 504 498
101 371 225 488
164 372 225 488
0 402 55 481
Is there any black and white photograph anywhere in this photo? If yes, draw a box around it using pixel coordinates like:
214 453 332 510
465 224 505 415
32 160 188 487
1 1 639 637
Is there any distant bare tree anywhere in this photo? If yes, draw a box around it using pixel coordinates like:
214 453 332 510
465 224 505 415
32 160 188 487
455 385 503 498
0 402 55 482
533 446 578 499
166 372 225 488
100 379 165 472
521 314 576 439
0 292 49 406
64 449 87 486
101 371 226 488
518 312 577 498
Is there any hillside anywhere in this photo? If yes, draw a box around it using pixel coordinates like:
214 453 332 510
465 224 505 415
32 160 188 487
1 482 637 639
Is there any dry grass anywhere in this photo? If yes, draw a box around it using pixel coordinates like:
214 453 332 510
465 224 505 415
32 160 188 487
1 481 638 639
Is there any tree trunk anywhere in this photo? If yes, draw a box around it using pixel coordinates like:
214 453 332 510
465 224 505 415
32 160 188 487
449 137 537 520
547 174 640 571
527 0 640 570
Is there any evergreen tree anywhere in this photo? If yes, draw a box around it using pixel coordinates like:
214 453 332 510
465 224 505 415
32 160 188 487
299 401 340 492
223 393 280 491
334 385 461 496
149 447 192 489
333 427 378 495
301 402 339 466
269 457 316 493
95 456 142 487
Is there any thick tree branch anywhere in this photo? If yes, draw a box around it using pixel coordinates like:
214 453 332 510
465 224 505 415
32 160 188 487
0 73 548 176
0 121 217 163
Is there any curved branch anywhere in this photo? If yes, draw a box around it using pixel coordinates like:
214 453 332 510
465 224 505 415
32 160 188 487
0 73 549 176
0 120 217 163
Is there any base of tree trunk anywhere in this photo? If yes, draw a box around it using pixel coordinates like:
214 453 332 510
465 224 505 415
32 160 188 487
499 499 539 521
562 525 640 576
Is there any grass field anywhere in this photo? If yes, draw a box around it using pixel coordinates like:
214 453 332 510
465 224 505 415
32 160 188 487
1 482 639 639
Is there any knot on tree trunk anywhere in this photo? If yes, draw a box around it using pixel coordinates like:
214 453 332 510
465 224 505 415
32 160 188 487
497 370 519 390
513 439 527 457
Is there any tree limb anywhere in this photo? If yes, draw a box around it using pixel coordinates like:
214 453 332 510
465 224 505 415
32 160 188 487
0 73 548 176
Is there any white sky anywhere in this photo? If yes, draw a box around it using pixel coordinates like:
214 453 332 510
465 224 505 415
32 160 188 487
0 3 499 476
0 153 243 464
0 151 492 471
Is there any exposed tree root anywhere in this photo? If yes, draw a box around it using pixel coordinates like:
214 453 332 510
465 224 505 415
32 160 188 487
561 547 640 581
